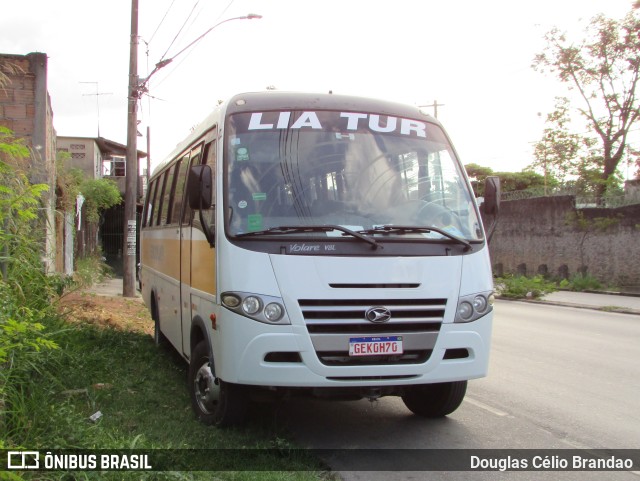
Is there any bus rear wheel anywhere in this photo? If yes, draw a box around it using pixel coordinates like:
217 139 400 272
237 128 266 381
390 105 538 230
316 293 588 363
401 381 467 418
188 340 248 427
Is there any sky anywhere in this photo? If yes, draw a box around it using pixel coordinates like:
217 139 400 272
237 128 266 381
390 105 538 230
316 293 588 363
1 0 636 176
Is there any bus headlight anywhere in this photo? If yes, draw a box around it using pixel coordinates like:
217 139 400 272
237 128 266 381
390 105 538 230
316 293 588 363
455 291 493 323
264 303 284 322
221 291 290 325
242 296 262 315
457 301 474 321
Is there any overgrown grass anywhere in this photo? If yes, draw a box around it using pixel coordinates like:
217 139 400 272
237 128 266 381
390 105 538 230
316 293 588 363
495 273 613 300
494 275 557 299
6 313 334 480
559 274 604 292
73 254 114 288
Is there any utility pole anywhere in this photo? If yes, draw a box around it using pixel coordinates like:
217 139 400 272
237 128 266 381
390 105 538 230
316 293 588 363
123 0 139 297
121 9 260 297
146 125 151 196
420 100 445 118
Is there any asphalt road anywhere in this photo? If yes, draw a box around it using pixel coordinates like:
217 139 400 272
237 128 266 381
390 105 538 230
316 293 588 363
274 300 640 480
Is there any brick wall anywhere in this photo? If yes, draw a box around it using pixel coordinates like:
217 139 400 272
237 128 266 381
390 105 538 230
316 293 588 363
1 52 59 273
0 55 35 137
489 196 640 286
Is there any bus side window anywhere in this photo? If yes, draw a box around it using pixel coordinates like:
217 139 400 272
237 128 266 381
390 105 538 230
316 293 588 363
182 148 202 225
158 166 176 225
171 154 190 224
155 172 168 226
144 178 158 227
164 162 180 225
141 183 148 228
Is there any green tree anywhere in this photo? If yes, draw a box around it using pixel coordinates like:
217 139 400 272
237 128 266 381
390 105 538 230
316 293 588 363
464 163 495 196
531 97 587 191
57 151 122 224
497 170 548 193
464 163 548 196
533 9 640 202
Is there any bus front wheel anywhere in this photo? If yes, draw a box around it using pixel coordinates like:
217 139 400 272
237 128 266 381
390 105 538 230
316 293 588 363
188 340 248 427
151 298 167 348
401 381 467 418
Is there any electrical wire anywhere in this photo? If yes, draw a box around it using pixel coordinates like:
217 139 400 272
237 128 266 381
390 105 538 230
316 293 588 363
159 0 201 62
148 0 178 45
151 0 238 90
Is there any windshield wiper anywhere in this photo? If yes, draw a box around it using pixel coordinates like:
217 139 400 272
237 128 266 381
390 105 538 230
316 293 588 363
358 225 472 251
236 225 381 249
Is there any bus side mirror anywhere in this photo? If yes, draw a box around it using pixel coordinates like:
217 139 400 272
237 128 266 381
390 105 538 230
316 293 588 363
483 176 500 243
483 176 500 216
188 165 213 210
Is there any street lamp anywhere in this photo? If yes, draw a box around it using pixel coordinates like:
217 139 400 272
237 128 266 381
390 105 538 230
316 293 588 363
137 14 262 97
123 8 262 298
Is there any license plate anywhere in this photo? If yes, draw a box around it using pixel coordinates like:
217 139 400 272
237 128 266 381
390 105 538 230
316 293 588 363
349 336 403 356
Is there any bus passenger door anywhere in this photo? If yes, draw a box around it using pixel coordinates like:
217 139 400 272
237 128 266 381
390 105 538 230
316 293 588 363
177 151 195 358
181 140 217 358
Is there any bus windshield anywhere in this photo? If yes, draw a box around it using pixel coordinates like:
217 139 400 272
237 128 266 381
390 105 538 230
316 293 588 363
225 110 483 241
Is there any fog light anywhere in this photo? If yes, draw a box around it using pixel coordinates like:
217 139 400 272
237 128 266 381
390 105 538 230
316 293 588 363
242 296 261 315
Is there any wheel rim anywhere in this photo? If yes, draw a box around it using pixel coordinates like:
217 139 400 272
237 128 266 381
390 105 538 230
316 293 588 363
193 361 220 414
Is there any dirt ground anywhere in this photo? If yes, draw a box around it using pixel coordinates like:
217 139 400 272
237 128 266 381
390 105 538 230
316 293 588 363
58 290 154 337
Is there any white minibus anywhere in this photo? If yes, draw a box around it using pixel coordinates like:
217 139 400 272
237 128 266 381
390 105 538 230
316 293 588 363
140 91 500 426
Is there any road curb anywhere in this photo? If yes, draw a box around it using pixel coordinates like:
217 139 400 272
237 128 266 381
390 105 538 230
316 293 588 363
496 296 640 316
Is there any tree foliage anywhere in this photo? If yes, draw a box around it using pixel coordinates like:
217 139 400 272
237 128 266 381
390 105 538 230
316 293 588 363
533 9 640 200
464 163 547 196
56 151 122 223
80 177 122 223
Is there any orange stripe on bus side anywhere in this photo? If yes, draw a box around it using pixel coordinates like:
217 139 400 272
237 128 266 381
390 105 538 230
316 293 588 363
142 236 215 295
141 238 181 280
191 241 216 294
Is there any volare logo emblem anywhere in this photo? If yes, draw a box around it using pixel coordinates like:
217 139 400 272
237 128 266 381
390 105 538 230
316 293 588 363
288 244 337 253
289 243 321 252
365 306 392 323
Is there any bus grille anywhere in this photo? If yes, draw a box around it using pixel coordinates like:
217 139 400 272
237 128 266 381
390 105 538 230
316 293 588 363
298 298 446 366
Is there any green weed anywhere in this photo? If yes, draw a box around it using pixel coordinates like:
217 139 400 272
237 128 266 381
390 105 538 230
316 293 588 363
495 275 557 299
562 273 604 292
5 316 333 480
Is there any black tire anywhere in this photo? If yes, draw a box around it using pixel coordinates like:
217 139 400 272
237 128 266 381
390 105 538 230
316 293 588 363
151 298 168 348
188 340 249 427
401 381 467 418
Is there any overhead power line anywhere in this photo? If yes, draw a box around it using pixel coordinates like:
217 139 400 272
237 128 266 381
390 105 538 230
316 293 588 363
147 0 177 45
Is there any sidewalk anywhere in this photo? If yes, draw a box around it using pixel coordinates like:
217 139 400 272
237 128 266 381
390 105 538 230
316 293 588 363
538 290 640 315
86 277 141 299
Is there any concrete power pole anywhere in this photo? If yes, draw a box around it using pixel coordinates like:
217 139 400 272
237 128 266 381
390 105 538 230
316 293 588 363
123 0 139 297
